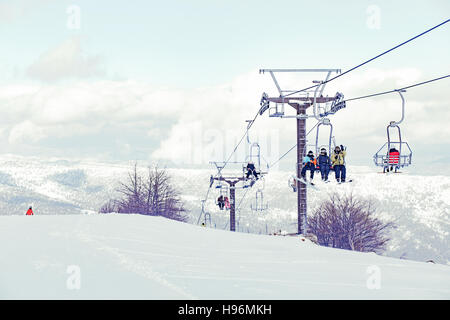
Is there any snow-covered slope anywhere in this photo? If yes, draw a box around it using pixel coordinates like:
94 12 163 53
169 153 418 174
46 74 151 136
0 155 449 265
0 214 448 299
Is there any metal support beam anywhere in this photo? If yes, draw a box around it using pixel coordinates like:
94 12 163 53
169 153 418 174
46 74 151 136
213 176 247 232
297 104 307 235
229 183 236 232
261 67 340 235
260 69 341 73
268 97 334 104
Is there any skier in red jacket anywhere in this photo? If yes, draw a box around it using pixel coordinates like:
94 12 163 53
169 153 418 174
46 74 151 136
387 148 400 172
26 206 34 215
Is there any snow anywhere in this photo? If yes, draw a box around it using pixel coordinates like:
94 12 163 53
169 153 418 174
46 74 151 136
0 214 448 299
0 154 449 265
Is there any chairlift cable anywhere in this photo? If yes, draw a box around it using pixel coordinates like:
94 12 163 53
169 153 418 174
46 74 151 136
285 19 450 97
268 120 321 168
236 186 251 214
221 110 261 173
343 74 450 103
202 110 261 221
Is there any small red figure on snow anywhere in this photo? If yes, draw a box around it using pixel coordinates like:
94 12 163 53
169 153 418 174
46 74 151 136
26 206 34 216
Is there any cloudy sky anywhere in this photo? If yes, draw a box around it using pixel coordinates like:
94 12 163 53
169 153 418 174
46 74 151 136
0 0 449 172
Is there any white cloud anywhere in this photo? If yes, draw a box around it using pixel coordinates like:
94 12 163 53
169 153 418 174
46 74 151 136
27 36 104 82
0 68 448 166
9 120 46 144
0 0 54 23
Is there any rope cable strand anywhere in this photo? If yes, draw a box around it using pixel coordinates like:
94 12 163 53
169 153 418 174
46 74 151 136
219 107 262 175
202 107 262 206
268 120 321 168
285 19 450 97
344 74 450 103
203 18 450 212
265 74 449 173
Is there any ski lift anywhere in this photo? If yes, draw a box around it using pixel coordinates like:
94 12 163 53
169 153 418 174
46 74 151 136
269 101 285 117
248 142 261 170
242 142 263 185
315 118 333 156
259 92 270 115
300 125 331 173
197 199 213 226
250 177 268 211
251 189 268 212
241 120 268 187
203 212 212 226
313 118 334 172
215 184 230 211
373 90 412 173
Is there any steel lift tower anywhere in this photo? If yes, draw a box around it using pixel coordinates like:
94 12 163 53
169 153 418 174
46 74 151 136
259 69 342 235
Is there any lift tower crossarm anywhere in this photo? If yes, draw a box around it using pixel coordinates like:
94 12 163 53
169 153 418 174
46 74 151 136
266 97 335 104
260 69 341 73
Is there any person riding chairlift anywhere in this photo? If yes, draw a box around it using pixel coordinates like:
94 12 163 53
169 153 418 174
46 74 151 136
331 145 347 183
224 197 230 210
246 162 259 180
386 147 400 172
217 195 225 210
301 150 316 181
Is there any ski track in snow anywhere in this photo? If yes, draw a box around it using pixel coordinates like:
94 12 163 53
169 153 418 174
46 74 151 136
1 214 449 299
74 223 198 299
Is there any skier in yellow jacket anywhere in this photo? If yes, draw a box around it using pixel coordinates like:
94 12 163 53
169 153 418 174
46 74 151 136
331 145 347 183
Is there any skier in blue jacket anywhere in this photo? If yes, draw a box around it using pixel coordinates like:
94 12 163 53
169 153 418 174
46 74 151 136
301 150 316 181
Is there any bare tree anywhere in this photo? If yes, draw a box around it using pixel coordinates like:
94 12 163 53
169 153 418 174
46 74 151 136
308 193 395 253
100 163 188 222
99 199 119 214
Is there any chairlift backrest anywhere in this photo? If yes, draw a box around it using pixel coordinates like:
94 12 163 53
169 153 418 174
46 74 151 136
251 189 268 211
315 118 333 156
373 90 412 170
249 142 261 170
387 123 402 157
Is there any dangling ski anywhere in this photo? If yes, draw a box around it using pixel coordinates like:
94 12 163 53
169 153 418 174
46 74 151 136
297 177 318 189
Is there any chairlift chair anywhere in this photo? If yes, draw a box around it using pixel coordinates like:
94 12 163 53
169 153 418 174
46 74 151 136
373 90 412 173
243 142 262 183
269 102 285 117
315 118 333 156
314 118 333 171
204 212 212 226
373 123 412 172
251 189 268 212
215 184 230 210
